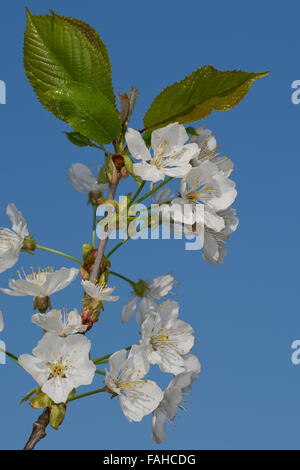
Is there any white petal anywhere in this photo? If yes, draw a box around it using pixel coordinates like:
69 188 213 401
42 376 74 404
204 208 225 232
120 380 163 422
133 162 164 182
43 267 79 295
6 203 29 238
203 232 219 265
152 408 168 444
164 164 192 178
158 299 179 324
148 273 176 299
183 354 201 374
125 128 151 161
18 354 50 386
31 310 63 333
151 123 188 155
68 163 98 193
121 297 138 324
171 198 195 225
108 349 128 380
136 297 157 325
63 309 88 335
66 359 96 388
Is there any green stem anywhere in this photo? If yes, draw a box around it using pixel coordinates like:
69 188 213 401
67 387 107 403
106 237 131 258
135 177 173 205
128 181 145 207
0 346 19 365
109 270 135 286
93 346 132 365
95 369 106 374
20 387 38 404
35 244 82 265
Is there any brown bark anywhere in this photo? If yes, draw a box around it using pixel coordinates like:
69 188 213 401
23 408 50 450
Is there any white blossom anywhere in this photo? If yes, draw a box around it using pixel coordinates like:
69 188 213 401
171 161 237 225
152 354 201 444
0 204 29 274
68 163 108 194
0 266 79 297
104 347 163 422
121 273 177 325
32 309 87 336
19 332 96 404
203 208 239 265
81 280 119 303
189 126 234 177
125 123 199 183
140 300 194 374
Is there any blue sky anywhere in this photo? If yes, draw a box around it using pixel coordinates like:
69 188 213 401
0 0 299 450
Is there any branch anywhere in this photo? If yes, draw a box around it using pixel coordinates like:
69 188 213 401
90 182 118 281
23 407 50 450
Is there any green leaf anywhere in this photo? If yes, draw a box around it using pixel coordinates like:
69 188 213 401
49 404 66 430
42 84 121 145
64 131 95 147
49 10 111 74
24 10 120 143
98 161 109 184
144 66 269 130
185 126 198 136
142 129 152 148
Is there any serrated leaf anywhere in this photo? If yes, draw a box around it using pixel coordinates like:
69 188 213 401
144 66 269 130
24 9 119 143
24 10 114 103
42 84 121 145
49 10 111 74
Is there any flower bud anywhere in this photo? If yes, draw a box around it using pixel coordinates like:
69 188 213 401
21 235 36 254
88 188 105 206
81 306 100 331
132 279 150 298
107 155 119 185
112 154 125 171
33 295 51 313
120 166 128 178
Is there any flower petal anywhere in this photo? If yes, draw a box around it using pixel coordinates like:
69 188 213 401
121 297 138 324
126 128 151 161
6 203 28 238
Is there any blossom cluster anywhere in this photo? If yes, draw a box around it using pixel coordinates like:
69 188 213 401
0 120 237 445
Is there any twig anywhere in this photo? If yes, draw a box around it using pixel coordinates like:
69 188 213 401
90 182 117 281
23 407 50 450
